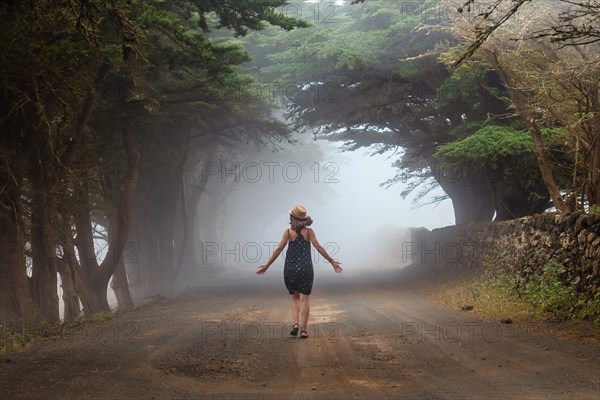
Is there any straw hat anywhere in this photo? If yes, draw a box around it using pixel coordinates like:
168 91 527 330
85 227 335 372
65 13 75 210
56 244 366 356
289 204 309 220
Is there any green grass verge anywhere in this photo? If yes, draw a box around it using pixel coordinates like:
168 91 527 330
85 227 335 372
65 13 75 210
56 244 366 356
0 311 115 355
429 261 600 328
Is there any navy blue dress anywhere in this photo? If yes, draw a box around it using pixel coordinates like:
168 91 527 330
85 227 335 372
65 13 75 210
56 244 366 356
283 226 314 295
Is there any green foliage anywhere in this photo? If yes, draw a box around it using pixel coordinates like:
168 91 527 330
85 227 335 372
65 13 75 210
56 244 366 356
485 261 600 324
245 0 432 84
588 205 600 215
433 125 563 218
436 125 565 162
521 262 580 320
436 53 491 107
0 331 36 354
196 0 309 36
0 0 307 327
0 319 48 354
435 125 534 162
242 1 545 221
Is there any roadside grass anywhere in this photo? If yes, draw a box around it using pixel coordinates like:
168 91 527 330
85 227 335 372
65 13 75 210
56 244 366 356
427 267 534 320
0 331 38 354
0 311 114 355
422 261 600 341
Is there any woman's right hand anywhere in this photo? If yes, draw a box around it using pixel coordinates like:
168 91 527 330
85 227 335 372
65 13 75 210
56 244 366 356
256 264 269 275
331 260 343 273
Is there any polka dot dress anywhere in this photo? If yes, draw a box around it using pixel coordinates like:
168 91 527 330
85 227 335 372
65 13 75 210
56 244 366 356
283 226 314 295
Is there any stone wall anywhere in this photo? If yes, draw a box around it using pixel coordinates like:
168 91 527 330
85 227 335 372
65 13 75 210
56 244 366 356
408 211 600 296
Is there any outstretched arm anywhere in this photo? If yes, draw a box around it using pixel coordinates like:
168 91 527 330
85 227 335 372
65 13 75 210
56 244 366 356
308 228 343 273
256 229 288 275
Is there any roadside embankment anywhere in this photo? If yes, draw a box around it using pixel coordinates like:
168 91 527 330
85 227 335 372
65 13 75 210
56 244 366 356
403 211 600 340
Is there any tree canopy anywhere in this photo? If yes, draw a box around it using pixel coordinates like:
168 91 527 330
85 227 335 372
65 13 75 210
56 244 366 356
0 0 307 327
242 0 555 223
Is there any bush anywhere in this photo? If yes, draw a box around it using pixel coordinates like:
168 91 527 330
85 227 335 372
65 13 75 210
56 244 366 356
0 331 35 354
589 205 600 215
486 261 600 324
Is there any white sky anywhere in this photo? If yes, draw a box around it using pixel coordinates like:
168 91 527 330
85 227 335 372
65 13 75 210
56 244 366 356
312 138 455 232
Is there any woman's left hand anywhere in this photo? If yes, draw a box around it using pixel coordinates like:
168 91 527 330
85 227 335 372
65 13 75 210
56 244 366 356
331 260 343 273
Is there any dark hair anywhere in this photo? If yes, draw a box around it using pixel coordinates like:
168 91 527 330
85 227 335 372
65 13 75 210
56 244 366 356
289 214 313 228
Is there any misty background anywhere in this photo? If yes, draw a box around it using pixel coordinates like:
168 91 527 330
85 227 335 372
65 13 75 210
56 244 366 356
84 130 454 315
190 130 455 287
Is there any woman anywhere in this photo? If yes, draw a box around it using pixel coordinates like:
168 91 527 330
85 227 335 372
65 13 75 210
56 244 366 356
256 205 343 339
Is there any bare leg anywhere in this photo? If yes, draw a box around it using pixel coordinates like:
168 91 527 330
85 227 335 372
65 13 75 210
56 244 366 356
299 293 310 332
291 291 300 325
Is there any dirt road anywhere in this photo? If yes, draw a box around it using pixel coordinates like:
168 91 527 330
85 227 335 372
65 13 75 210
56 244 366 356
1 274 599 399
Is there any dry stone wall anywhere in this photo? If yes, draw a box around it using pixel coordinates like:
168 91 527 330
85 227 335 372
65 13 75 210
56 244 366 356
408 212 600 297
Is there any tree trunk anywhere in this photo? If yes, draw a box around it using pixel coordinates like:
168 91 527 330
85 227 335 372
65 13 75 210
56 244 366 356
588 84 600 207
590 137 600 206
29 160 60 325
487 52 569 213
173 176 204 289
495 191 550 221
56 259 80 322
173 140 217 288
72 180 109 314
56 202 81 321
73 125 140 315
493 158 551 221
0 164 36 332
429 160 496 224
111 257 134 312
77 275 110 315
130 125 190 298
174 175 189 284
154 180 180 297
29 214 59 324
73 268 111 314
527 118 570 212
451 191 495 224
125 222 152 305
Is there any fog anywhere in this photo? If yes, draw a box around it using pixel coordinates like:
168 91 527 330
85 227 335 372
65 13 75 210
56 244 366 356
188 131 455 291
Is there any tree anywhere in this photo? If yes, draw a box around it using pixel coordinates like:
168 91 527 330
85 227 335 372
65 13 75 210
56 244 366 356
446 0 600 211
243 0 548 223
118 3 301 301
1 0 142 324
435 124 558 220
454 0 600 64
0 0 306 327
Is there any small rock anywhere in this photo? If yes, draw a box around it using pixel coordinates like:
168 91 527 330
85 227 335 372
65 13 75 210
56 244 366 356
312 386 317 390
500 318 513 324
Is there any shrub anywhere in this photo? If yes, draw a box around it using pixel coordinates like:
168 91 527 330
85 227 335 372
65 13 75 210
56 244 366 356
486 261 600 324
